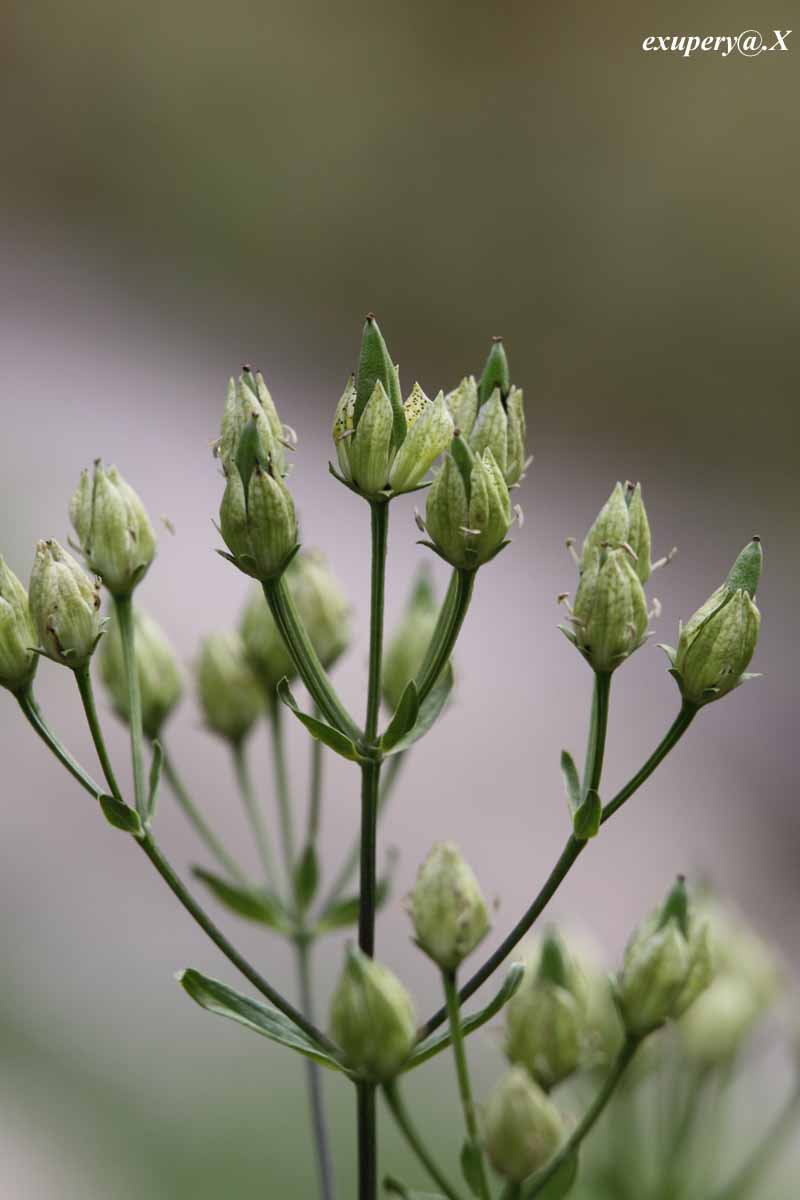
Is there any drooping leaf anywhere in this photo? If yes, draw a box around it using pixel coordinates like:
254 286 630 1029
405 963 525 1071
99 794 144 837
573 789 602 840
147 739 163 822
381 680 420 752
277 678 361 760
560 750 581 817
193 867 293 933
178 969 344 1071
460 1138 485 1197
386 664 454 755
294 843 319 911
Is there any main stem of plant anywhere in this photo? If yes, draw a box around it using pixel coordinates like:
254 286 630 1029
358 498 389 1200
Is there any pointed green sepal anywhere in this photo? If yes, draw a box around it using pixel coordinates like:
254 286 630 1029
725 537 762 597
477 337 510 407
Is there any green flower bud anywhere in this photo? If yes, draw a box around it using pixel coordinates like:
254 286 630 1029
70 462 156 597
446 376 479 438
450 339 528 487
671 540 762 707
484 1068 564 1182
477 337 511 408
100 609 182 738
241 550 350 690
618 879 712 1036
580 482 653 583
423 439 512 571
504 932 585 1088
219 441 298 581
332 318 453 497
0 557 38 693
329 946 416 1081
195 631 263 742
217 369 288 479
382 567 438 711
409 842 490 971
565 547 649 673
29 540 103 669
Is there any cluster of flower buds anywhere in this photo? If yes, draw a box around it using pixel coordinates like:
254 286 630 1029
29 539 104 670
332 316 454 498
241 549 350 694
664 538 762 707
446 337 528 487
421 435 512 570
484 1067 565 1182
561 482 658 674
329 946 417 1081
408 842 490 971
617 877 713 1037
217 369 298 580
70 461 156 597
195 630 263 744
382 567 439 712
100 609 182 738
0 557 38 694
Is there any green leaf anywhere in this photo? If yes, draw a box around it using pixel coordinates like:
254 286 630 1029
381 680 420 752
384 1177 445 1199
178 969 344 1071
560 750 580 817
147 739 163 822
405 963 525 1071
99 794 144 837
277 679 361 760
315 874 392 934
460 1138 485 1197
530 1151 579 1198
193 867 293 933
386 664 454 755
573 788 602 840
294 843 319 911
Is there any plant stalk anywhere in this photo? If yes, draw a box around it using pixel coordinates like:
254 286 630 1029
297 936 337 1200
113 593 148 818
415 568 474 704
383 1081 466 1200
232 738 278 891
161 743 249 885
443 968 491 1200
73 666 124 800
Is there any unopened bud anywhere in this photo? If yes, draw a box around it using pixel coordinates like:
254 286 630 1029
453 339 528 487
29 540 103 669
504 932 585 1088
382 567 438 711
217 370 287 479
100 609 182 738
195 631 263 742
219 447 298 581
70 462 156 597
329 946 416 1081
565 547 649 673
580 482 654 583
0 557 38 693
484 1067 564 1182
409 842 490 970
423 439 511 570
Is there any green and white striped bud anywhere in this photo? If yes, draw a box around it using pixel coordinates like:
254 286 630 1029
565 546 649 673
329 946 416 1081
504 931 585 1088
100 609 182 738
423 437 512 571
447 339 528 487
580 481 653 583
29 540 103 669
0 557 38 693
618 878 713 1037
382 567 438 712
195 631 263 743
668 539 762 707
217 368 288 479
332 318 453 497
409 842 490 971
484 1068 564 1182
70 462 156 597
241 550 350 691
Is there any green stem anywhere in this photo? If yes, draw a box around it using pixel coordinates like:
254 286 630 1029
522 1037 640 1198
113 593 148 819
307 715 324 847
383 1081 467 1200
583 671 611 796
357 1082 377 1200
415 568 474 704
442 969 491 1200
418 702 699 1039
73 665 125 801
708 1087 800 1200
297 937 337 1200
365 501 389 740
262 575 361 742
232 738 278 891
17 686 102 799
268 700 297 905
161 744 249 885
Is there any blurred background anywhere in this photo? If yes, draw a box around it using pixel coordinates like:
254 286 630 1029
1 0 798 1195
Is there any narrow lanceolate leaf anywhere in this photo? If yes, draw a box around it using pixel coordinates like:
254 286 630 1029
178 969 345 1071
560 750 581 817
147 739 163 822
277 678 361 760
405 963 525 1071
460 1138 485 1198
384 1176 445 1199
193 867 293 933
294 843 319 911
573 789 602 840
528 1151 579 1198
385 664 454 755
315 875 392 934
99 794 144 837
381 680 420 751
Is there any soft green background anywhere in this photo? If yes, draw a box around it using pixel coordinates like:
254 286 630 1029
1 1 798 1195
